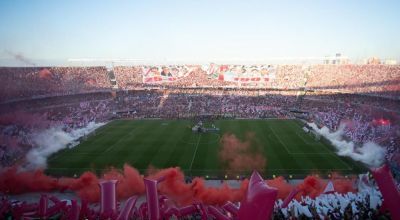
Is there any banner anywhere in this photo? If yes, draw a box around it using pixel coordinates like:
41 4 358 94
206 64 276 86
142 66 194 84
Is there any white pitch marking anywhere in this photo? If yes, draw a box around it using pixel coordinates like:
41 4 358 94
188 134 202 171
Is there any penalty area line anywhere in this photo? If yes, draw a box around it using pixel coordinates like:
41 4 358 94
188 134 202 172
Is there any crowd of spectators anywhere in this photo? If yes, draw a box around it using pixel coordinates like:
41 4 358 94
0 67 111 102
111 64 400 100
113 66 143 88
305 90 400 112
114 89 297 119
307 65 400 99
273 186 388 220
0 64 398 103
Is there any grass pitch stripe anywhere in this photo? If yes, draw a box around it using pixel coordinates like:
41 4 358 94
46 119 367 177
103 126 138 153
269 125 292 154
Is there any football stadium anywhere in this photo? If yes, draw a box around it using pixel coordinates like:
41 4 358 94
0 1 400 219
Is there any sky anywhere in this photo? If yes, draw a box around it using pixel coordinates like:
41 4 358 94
0 0 399 65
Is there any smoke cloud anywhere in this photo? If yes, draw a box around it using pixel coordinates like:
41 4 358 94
308 123 386 168
5 50 36 66
25 122 105 169
219 132 266 173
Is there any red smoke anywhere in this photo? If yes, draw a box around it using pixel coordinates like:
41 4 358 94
330 173 357 194
297 175 327 198
296 174 356 199
219 132 266 173
0 167 58 194
0 165 356 205
266 176 293 199
103 164 146 199
59 171 101 203
191 178 247 205
147 167 249 206
148 167 195 205
39 68 52 79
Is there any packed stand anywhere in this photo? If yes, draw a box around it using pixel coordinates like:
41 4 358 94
0 67 112 102
307 65 400 99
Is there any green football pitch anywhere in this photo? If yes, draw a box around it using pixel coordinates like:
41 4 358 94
46 119 366 179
